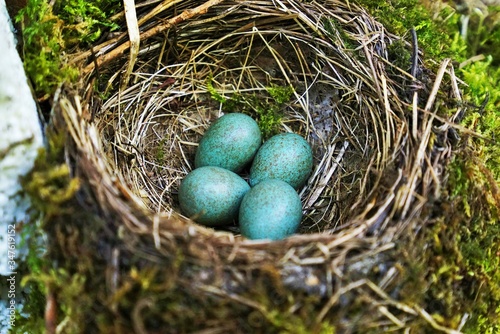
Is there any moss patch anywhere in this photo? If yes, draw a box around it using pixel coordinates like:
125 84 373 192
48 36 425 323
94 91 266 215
15 0 120 98
353 0 465 61
208 78 294 140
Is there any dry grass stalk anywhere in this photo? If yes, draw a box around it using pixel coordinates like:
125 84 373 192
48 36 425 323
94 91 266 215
122 0 140 89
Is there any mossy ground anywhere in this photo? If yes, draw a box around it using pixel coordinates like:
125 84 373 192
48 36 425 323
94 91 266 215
12 0 500 332
355 0 500 331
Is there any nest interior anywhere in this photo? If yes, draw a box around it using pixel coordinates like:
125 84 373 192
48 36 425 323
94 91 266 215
53 0 464 332
96 0 415 234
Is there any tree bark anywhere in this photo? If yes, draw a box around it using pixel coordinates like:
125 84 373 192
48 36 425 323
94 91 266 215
0 0 43 276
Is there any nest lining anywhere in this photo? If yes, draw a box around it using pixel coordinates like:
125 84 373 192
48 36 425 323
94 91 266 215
92 0 414 236
55 0 465 331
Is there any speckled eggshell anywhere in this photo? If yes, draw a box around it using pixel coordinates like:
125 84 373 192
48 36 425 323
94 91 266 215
239 179 302 240
249 133 313 189
195 113 262 172
179 166 250 226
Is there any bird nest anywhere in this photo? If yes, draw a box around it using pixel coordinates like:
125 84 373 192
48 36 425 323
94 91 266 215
53 0 464 332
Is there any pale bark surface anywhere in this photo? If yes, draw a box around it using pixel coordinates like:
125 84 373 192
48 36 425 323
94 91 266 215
0 0 43 276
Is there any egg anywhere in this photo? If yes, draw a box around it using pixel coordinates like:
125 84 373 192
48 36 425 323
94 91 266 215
249 133 313 189
179 166 250 226
239 179 302 240
195 113 262 172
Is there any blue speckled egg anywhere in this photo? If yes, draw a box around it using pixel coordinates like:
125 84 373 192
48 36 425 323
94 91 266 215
249 133 313 189
179 166 250 226
239 179 302 240
195 113 262 172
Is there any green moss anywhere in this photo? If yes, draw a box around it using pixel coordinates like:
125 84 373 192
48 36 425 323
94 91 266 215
463 7 500 64
207 78 294 139
255 85 293 139
19 269 90 334
266 85 293 105
459 57 500 181
453 51 500 333
353 0 466 62
16 0 75 98
206 75 227 104
52 0 120 45
22 133 80 218
12 213 47 334
16 127 107 333
155 138 167 164
444 157 500 332
16 0 120 98
322 18 357 50
10 131 81 334
12 285 45 334
396 187 498 331
387 39 412 70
